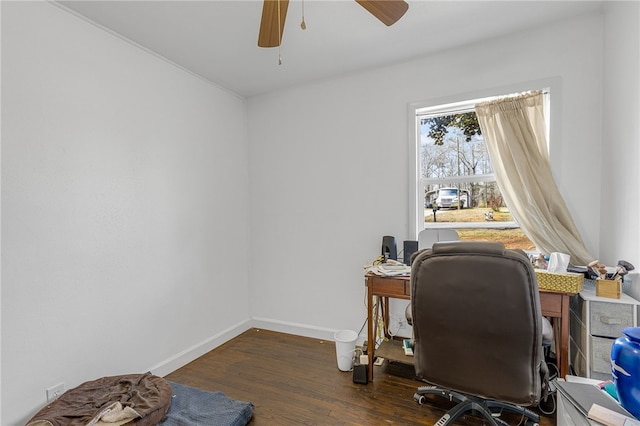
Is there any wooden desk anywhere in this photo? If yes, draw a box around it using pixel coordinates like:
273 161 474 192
365 274 574 382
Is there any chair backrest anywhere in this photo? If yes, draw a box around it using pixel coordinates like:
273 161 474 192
417 229 459 250
410 240 544 406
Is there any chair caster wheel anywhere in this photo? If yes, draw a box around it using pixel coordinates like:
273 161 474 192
413 393 426 405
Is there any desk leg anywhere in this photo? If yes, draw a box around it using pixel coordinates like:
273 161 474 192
367 282 374 382
550 295 570 379
382 297 390 338
558 294 570 379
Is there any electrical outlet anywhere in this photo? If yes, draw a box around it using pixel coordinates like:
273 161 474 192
46 383 65 402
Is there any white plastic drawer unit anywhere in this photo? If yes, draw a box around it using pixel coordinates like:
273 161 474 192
569 285 640 380
590 301 634 337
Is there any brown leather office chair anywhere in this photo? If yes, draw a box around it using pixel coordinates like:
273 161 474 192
410 241 549 426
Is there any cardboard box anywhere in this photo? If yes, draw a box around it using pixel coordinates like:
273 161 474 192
535 269 584 294
596 277 622 299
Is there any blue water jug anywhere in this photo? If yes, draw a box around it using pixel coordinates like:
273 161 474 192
611 327 640 418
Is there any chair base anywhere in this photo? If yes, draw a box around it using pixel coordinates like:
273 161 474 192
414 385 541 426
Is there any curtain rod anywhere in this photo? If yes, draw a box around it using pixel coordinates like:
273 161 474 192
416 90 549 118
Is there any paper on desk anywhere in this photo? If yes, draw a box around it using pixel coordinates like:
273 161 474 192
588 404 640 426
364 263 411 277
565 375 603 385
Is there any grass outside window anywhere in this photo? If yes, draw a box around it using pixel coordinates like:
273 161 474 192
424 207 535 251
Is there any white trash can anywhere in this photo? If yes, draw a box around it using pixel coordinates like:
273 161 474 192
334 329 358 371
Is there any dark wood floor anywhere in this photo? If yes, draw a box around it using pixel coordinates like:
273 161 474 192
165 328 557 425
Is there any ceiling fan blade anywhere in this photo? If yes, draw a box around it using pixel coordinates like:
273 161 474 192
355 0 409 26
258 0 290 48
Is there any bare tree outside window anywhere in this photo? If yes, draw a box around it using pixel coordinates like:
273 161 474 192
418 109 535 250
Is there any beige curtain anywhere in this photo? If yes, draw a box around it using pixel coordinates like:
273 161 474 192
475 91 593 265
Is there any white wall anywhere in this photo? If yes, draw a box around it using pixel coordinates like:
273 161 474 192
2 2 639 424
601 2 640 297
247 12 612 339
1 2 251 424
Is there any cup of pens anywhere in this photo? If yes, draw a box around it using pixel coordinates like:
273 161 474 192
589 259 635 299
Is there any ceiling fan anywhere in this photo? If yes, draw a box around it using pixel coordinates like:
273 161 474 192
257 0 409 48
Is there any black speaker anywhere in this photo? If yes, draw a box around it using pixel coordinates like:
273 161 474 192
381 236 397 261
403 240 419 266
352 363 368 384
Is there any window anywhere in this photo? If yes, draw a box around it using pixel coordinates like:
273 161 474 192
411 95 538 250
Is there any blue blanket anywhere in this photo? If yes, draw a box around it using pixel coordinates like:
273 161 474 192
160 381 254 426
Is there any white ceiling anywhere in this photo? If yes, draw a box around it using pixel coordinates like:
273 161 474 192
55 1 604 98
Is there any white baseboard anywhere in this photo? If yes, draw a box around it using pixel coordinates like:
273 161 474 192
151 317 367 377
250 317 366 346
149 319 252 377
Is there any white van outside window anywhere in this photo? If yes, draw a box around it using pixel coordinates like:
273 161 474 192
427 188 470 209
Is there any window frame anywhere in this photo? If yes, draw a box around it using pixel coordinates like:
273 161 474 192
407 83 556 240
418 99 514 230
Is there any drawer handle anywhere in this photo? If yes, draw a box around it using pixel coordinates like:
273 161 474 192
600 316 622 325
